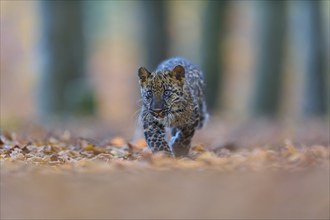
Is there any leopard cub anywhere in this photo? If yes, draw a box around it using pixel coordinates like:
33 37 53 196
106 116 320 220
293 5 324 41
138 57 208 157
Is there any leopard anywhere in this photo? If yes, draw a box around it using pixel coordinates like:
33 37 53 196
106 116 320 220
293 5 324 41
137 57 208 157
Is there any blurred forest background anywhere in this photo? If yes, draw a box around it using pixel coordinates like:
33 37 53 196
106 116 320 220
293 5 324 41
1 0 329 135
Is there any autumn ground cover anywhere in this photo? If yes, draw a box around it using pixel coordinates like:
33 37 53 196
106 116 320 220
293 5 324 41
1 119 329 219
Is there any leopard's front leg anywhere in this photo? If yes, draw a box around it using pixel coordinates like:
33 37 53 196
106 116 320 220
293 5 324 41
170 125 195 157
143 120 172 156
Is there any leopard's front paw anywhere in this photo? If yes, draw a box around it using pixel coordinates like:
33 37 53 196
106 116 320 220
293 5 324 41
170 142 190 157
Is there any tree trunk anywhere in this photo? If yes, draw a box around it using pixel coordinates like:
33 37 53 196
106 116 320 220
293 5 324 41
38 1 95 120
201 0 228 112
252 1 287 117
302 1 327 116
141 1 168 70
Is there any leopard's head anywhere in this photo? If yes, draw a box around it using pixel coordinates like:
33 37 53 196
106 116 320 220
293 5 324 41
138 65 187 122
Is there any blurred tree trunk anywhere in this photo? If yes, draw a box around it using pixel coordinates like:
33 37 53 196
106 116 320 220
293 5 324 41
252 1 287 117
39 1 95 120
302 1 327 116
142 1 168 70
286 0 327 118
202 0 228 112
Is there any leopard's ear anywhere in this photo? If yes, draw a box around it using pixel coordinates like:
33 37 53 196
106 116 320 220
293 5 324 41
138 67 151 83
171 65 185 81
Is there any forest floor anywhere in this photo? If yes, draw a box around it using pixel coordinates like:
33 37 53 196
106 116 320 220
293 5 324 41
1 118 329 219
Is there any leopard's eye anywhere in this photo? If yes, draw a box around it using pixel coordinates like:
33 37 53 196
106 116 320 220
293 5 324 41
146 90 152 98
164 90 171 97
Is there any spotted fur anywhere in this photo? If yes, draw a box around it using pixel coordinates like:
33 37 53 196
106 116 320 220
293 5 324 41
138 57 208 157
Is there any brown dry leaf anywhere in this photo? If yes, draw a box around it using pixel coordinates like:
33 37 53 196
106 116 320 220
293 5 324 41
110 137 126 147
127 142 138 152
93 146 106 154
48 137 59 144
132 138 147 149
310 145 329 158
249 149 268 162
265 150 277 161
3 131 15 141
281 140 299 158
287 145 298 155
83 144 95 151
21 145 30 153
50 154 58 161
288 153 301 162
92 153 113 162
191 144 206 153
196 151 216 161
31 156 48 164
139 148 153 162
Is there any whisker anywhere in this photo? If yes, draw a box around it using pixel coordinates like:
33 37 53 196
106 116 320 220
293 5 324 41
130 108 141 121
135 98 142 105
141 111 150 124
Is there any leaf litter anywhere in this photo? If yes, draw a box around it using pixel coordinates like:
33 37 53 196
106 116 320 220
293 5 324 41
0 129 328 173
